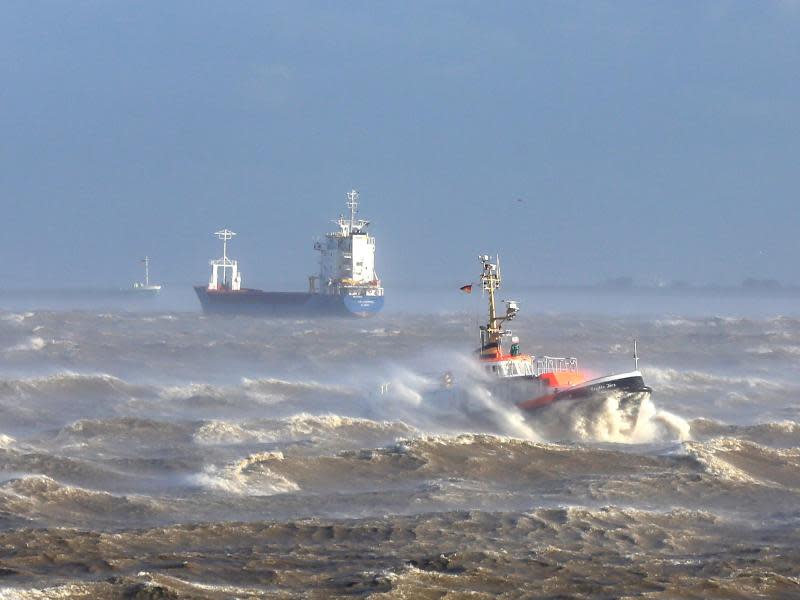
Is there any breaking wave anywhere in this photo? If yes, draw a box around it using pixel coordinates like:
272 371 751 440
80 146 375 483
188 451 300 496
690 418 800 448
643 367 786 393
0 372 149 400
0 475 163 525
193 413 416 448
531 394 691 443
685 437 800 489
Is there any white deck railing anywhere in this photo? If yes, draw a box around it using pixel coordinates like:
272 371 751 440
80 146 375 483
534 356 579 376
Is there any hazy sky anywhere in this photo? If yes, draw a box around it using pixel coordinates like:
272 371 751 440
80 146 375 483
1 2 799 289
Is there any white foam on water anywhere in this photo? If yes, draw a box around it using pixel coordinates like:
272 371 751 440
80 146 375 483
628 397 692 443
192 413 416 446
192 420 265 445
684 439 764 484
530 393 691 444
6 337 46 352
0 586 94 599
456 383 541 441
0 312 34 324
364 359 541 441
188 451 300 496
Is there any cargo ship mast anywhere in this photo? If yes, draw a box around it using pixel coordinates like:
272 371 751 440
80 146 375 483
337 189 369 235
207 229 242 291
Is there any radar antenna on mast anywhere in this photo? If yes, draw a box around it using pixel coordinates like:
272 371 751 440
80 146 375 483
215 229 236 263
334 189 369 235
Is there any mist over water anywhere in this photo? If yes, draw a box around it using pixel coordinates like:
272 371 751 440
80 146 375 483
0 290 798 597
4 282 800 316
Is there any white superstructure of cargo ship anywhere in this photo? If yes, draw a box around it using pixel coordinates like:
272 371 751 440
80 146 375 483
310 190 384 306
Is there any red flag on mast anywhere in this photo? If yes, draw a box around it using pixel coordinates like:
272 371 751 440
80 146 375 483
459 284 473 293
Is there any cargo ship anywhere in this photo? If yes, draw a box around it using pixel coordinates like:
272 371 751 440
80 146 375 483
194 190 384 317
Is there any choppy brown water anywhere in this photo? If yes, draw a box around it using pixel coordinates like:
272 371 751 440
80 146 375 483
0 309 799 598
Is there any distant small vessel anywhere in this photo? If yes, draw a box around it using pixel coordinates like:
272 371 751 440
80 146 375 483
194 190 384 317
131 256 161 294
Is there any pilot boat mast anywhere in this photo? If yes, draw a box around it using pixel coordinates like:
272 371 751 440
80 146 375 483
478 255 520 359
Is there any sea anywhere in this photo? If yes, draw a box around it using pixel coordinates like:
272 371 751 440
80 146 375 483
0 285 798 598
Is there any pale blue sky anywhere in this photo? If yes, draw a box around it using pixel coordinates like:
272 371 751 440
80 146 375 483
1 1 798 289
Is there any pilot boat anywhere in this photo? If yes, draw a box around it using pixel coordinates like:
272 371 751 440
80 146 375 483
464 255 651 427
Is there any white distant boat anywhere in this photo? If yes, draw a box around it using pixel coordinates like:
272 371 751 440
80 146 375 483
132 256 162 294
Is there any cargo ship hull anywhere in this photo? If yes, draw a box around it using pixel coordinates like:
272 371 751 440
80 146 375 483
194 286 384 317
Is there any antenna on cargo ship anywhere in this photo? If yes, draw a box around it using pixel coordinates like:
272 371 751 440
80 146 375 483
346 189 359 229
334 189 369 235
214 229 237 286
215 229 236 260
